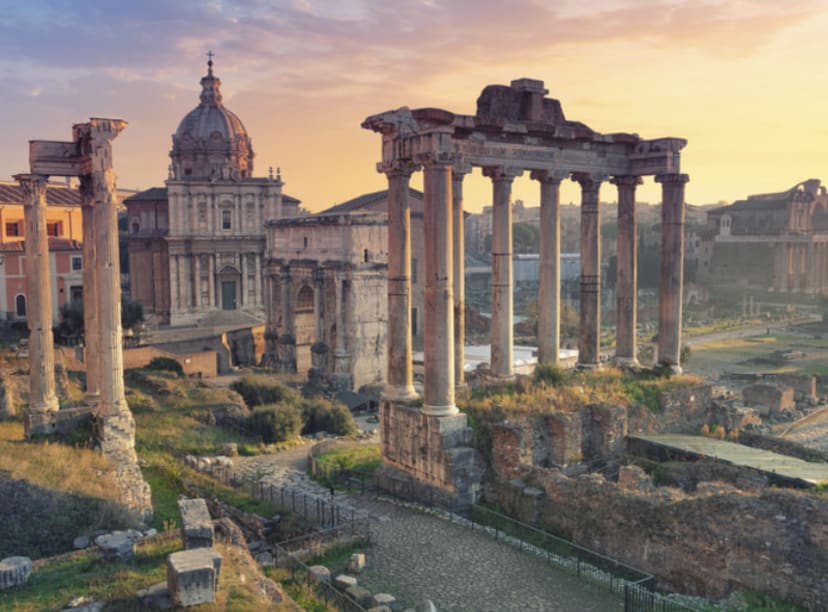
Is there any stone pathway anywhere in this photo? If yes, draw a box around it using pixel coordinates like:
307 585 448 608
234 447 622 611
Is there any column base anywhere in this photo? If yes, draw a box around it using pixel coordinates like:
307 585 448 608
576 361 602 371
657 362 683 375
383 384 419 403
614 357 640 369
422 403 459 417
84 392 101 408
24 410 58 436
379 399 484 511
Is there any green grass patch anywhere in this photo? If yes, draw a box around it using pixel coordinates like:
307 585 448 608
313 444 382 475
0 536 180 611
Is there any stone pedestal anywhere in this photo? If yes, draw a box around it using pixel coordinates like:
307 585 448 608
167 548 222 607
0 556 32 590
275 335 297 374
379 399 484 508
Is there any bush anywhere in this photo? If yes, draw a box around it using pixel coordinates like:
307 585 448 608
145 357 184 377
231 375 299 408
247 404 302 443
533 363 568 386
301 398 358 437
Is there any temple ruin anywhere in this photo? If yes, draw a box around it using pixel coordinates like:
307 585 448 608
15 118 151 519
363 79 688 504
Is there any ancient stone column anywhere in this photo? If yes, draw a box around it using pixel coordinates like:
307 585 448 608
656 173 689 370
807 242 816 294
532 169 566 365
612 176 642 366
15 173 59 431
207 255 215 308
79 176 100 404
193 255 201 308
421 155 456 415
452 163 471 387
573 173 604 369
383 160 419 401
484 166 522 377
333 273 351 388
75 120 134 457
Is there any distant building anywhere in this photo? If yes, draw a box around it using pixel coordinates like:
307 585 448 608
0 180 84 323
701 179 828 293
125 59 301 326
263 189 426 390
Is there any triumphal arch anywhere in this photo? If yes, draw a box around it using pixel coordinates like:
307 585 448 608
363 79 688 504
15 118 151 519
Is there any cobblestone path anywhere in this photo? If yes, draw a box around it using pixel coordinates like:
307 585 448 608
235 448 623 611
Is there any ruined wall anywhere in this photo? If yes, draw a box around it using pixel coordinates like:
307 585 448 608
743 383 795 416
346 272 387 391
487 471 828 610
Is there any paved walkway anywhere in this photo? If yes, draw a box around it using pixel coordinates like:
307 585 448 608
234 447 622 611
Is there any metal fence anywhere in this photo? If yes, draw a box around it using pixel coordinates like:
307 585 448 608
274 539 370 612
311 458 700 612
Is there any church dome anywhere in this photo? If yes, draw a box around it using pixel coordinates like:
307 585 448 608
170 56 254 180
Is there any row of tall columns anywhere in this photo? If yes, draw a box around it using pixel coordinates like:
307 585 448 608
15 174 60 423
774 242 828 293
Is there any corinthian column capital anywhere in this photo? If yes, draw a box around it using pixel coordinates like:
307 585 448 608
530 168 569 184
482 165 523 182
14 173 49 204
610 175 643 187
379 159 420 178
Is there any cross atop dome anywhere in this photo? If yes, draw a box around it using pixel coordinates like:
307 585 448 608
207 50 215 76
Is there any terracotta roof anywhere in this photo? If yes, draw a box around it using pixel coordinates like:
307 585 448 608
0 237 82 253
320 188 424 215
0 182 80 206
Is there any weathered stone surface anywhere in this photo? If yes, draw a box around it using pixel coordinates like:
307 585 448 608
345 552 365 574
743 383 795 415
94 531 137 562
166 548 222 607
308 565 331 584
73 535 91 549
221 443 238 457
618 465 653 492
178 498 214 549
345 584 374 607
334 574 358 589
63 595 105 611
0 556 32 589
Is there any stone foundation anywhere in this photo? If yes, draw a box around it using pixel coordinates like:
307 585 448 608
379 399 484 509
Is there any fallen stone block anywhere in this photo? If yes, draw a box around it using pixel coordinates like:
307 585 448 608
73 535 90 550
373 593 399 610
346 584 374 607
308 565 331 584
95 531 137 562
167 548 223 607
334 574 358 589
178 498 214 549
0 556 32 590
346 552 366 573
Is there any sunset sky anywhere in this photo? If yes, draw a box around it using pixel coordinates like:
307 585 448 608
2 0 827 212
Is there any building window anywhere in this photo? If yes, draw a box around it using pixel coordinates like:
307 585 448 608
411 258 417 283
222 209 232 230
70 286 83 303
364 249 369 263
303 237 308 249
5 221 21 237
411 307 418 337
46 222 62 237
184 168 192 176
71 256 82 271
15 294 26 318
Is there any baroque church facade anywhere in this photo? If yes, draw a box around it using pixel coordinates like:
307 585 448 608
126 59 300 326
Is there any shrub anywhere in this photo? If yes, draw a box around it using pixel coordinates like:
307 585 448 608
145 356 184 377
533 363 568 386
247 404 302 443
301 398 358 437
231 375 299 408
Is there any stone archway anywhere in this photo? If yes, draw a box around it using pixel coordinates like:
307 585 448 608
294 284 315 374
217 265 241 310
